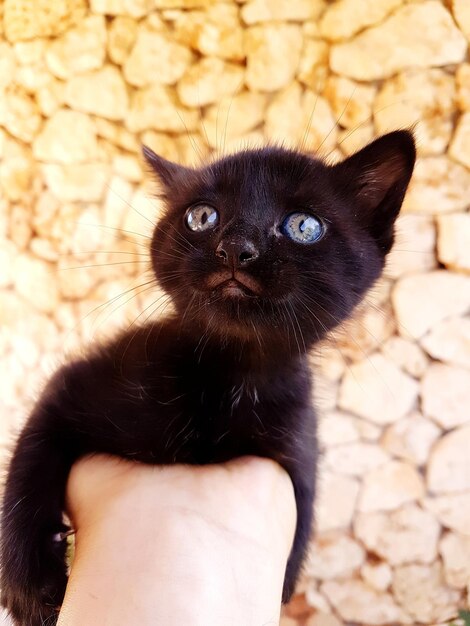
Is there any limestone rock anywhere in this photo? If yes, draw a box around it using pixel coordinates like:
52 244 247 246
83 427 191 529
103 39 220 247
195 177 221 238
324 442 389 477
35 77 65 117
173 4 244 61
33 109 98 164
203 92 266 150
108 16 138 65
90 0 154 18
0 88 41 143
177 58 243 107
300 91 338 153
324 76 376 131
330 2 467 81
374 69 455 156
385 214 436 279
306 533 365 580
440 532 470 589
354 504 440 565
124 30 192 87
305 614 342 626
14 254 59 314
358 460 424 513
421 317 470 369
0 42 17 90
337 124 375 157
0 152 34 203
64 65 129 121
402 156 470 214
241 0 323 24
392 563 461 622
456 63 470 111
338 353 418 424
422 364 470 429
361 562 392 592
42 163 110 202
449 112 470 170
321 580 408 624
382 413 441 466
424 493 470 536
318 411 360 447
245 24 302 92
315 472 359 531
45 15 107 80
4 0 86 42
297 39 329 92
381 337 429 378
437 213 470 273
126 85 199 134
0 238 18 288
427 425 470 494
393 271 470 340
452 0 470 42
320 0 402 42
153 0 214 7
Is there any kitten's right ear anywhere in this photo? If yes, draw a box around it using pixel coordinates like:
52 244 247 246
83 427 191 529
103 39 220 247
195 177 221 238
142 145 189 187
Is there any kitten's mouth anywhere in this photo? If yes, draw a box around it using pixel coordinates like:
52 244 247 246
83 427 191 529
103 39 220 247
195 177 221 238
206 270 262 297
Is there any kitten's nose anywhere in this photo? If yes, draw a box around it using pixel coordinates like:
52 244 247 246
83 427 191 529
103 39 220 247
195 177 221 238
216 239 259 267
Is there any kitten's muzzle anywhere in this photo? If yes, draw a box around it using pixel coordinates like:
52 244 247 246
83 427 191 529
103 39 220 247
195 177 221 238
206 269 262 296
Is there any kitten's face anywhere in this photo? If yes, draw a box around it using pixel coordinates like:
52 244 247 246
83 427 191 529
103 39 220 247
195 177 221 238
145 132 415 349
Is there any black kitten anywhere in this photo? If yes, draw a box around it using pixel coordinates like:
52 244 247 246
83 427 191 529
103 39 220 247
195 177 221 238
1 131 415 625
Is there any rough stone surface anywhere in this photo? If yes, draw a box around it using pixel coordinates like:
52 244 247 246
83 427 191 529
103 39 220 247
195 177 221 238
374 69 455 156
64 65 129 121
306 533 365 580
338 353 418 424
439 531 470 589
381 336 429 378
124 30 192 87
424 493 470 536
422 363 470 429
354 504 441 565
320 0 402 42
357 460 424 512
392 563 461 622
437 213 470 272
4 0 87 42
382 412 441 466
427 425 470 494
126 85 199 133
392 271 470 339
361 562 392 592
177 57 243 107
14 255 59 314
385 214 436 279
324 442 389 476
315 472 359 532
421 317 470 369
45 15 107 79
321 580 408 624
331 3 467 81
403 155 470 214
449 112 470 170
245 24 302 92
33 109 98 164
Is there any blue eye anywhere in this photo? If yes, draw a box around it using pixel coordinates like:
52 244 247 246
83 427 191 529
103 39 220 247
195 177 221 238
186 205 219 232
281 212 324 244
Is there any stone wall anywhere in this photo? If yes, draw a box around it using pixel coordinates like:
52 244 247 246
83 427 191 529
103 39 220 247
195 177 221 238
1 0 470 624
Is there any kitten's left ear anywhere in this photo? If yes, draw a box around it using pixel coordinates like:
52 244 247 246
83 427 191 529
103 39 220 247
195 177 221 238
142 145 190 188
332 130 416 253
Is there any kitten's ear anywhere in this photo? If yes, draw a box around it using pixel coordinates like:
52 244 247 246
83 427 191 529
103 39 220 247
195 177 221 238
142 145 189 187
332 130 416 253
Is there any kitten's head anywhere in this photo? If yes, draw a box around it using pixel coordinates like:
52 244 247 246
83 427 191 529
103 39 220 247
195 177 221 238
144 131 415 351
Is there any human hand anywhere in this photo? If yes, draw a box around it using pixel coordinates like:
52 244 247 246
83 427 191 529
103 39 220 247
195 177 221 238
58 455 296 626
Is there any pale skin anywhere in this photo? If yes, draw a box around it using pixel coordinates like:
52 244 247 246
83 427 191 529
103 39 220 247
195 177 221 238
58 455 297 626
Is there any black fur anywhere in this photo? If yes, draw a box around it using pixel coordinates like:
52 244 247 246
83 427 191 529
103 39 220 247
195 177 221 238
1 132 415 625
